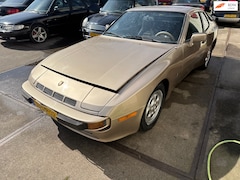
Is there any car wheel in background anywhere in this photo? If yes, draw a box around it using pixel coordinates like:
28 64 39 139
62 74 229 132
30 24 48 43
140 83 166 131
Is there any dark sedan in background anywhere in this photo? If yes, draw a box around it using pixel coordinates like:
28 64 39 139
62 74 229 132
82 0 156 39
0 0 101 43
0 0 34 16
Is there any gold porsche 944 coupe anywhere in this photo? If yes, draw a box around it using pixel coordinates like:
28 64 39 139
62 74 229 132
22 6 218 142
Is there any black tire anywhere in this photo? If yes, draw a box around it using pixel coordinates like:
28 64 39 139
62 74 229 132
140 83 166 131
30 24 48 43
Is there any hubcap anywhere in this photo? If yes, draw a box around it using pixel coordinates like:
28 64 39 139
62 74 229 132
32 27 47 43
145 90 163 125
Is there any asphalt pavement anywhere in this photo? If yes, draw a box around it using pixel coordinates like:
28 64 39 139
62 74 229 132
0 27 239 180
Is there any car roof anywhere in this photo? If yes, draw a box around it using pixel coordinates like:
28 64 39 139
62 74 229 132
127 5 200 13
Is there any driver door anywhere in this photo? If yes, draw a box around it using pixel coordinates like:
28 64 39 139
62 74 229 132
46 0 71 34
181 11 207 76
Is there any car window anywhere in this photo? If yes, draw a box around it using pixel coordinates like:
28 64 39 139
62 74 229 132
83 0 93 6
54 0 70 12
26 0 53 13
2 0 26 4
186 12 202 40
105 11 184 44
72 0 86 10
136 0 155 5
101 0 155 13
54 0 69 8
199 12 209 31
101 0 134 13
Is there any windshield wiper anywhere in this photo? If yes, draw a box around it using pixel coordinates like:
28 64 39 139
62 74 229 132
110 10 123 14
104 32 122 38
123 35 143 40
151 38 176 44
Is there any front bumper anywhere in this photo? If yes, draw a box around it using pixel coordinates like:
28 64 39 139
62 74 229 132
0 28 29 40
212 12 240 23
22 80 141 142
82 24 105 39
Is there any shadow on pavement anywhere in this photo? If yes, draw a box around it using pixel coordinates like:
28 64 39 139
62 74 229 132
206 57 240 179
0 32 83 51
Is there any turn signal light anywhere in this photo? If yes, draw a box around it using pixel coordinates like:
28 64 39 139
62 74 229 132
118 112 137 122
88 121 106 130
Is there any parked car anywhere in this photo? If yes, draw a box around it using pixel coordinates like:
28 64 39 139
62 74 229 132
82 0 156 39
22 6 218 142
211 0 240 23
0 0 101 43
0 0 34 16
172 0 206 10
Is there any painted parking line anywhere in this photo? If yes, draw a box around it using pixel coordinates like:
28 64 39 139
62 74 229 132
0 116 43 147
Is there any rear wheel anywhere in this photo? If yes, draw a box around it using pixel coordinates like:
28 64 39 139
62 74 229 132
30 25 48 43
140 83 166 131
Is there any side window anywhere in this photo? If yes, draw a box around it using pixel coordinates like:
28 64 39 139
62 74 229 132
27 0 35 6
72 0 86 10
199 12 210 32
186 12 203 40
54 0 69 12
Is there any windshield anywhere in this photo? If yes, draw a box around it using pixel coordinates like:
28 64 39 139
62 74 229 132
101 0 155 13
105 11 185 44
2 0 26 4
101 0 134 13
25 0 53 14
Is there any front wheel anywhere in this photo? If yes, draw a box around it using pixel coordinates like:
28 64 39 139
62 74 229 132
140 83 166 131
30 25 48 43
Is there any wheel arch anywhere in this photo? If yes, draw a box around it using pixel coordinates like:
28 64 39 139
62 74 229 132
30 22 47 30
158 79 169 98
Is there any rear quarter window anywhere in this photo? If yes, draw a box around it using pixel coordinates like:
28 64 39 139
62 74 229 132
199 12 210 31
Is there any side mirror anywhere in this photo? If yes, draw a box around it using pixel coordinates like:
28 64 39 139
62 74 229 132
188 33 207 46
105 20 116 30
54 6 59 11
105 24 110 30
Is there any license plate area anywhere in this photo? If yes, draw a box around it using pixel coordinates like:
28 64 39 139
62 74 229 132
34 100 57 120
90 32 100 37
224 14 237 18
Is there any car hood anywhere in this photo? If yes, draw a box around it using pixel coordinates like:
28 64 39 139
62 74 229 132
40 36 175 92
0 11 45 24
88 13 120 26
